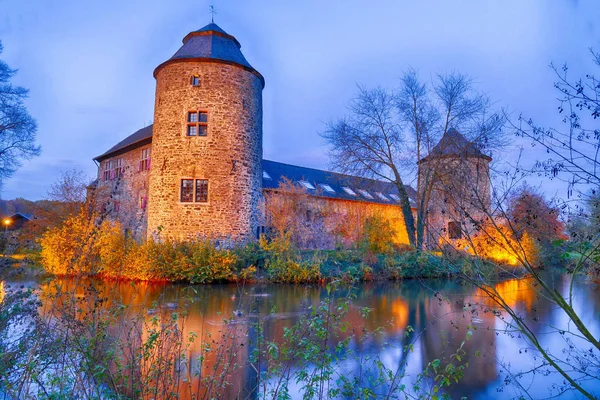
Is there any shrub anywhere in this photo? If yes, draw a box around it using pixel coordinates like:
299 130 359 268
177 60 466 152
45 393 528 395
260 234 321 283
39 210 100 275
360 215 395 255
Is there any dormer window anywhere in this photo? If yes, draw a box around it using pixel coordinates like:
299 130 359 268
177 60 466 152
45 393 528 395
299 180 315 190
263 170 272 180
389 194 400 202
342 187 356 196
187 111 208 136
191 75 200 86
319 183 335 193
358 189 374 199
375 192 389 201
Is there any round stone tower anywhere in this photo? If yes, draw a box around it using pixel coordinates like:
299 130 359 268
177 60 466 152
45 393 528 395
147 23 264 241
418 128 492 246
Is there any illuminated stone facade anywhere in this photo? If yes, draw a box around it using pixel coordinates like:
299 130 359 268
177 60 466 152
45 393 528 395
417 129 492 247
146 62 263 241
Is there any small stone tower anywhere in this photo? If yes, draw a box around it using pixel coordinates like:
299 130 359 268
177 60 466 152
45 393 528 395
418 128 492 247
147 23 265 241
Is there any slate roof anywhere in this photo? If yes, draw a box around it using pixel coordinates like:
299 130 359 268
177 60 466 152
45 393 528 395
94 125 153 162
419 128 491 163
10 212 32 221
262 159 416 207
155 23 264 86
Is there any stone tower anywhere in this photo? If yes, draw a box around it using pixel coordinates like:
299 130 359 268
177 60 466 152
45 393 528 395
418 128 492 247
147 23 265 241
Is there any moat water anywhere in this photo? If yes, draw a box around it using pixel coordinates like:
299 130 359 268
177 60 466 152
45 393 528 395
3 269 599 399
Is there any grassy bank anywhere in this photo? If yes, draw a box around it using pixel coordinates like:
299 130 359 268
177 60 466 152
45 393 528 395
37 230 517 284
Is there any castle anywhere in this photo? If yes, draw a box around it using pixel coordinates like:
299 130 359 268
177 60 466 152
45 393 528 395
91 23 491 248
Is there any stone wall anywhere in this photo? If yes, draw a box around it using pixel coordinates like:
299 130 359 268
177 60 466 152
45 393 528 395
94 144 151 238
147 61 263 242
263 189 410 249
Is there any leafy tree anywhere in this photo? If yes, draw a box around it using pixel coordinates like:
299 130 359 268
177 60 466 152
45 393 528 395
0 41 40 186
507 184 567 245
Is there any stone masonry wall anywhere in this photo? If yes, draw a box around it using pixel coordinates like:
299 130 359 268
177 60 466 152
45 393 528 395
147 61 263 242
94 144 151 238
263 190 410 249
418 156 491 247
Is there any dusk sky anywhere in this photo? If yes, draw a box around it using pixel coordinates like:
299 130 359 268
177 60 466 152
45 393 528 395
0 0 598 200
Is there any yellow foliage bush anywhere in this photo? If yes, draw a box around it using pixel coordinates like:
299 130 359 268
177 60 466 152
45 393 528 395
40 212 239 282
260 234 321 283
454 223 539 267
40 211 100 275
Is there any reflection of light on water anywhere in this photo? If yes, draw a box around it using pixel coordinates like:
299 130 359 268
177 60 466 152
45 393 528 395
473 277 536 311
390 298 409 329
0 281 4 303
492 278 535 310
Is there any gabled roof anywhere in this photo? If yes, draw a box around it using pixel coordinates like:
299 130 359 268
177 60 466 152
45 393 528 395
154 23 264 87
94 125 153 162
10 212 32 220
419 128 491 163
262 159 416 206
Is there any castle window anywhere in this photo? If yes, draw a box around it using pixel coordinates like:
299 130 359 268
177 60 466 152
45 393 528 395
448 221 462 239
187 111 208 136
195 179 208 202
342 187 357 196
298 180 315 190
358 189 374 199
106 158 124 180
139 148 151 172
180 179 208 203
103 161 111 181
191 75 200 86
180 179 194 202
140 196 147 210
319 183 335 193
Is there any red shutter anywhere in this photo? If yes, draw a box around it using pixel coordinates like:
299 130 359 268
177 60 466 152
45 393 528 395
146 158 151 170
138 160 141 172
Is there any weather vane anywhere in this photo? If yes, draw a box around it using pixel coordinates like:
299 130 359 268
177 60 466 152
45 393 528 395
210 5 217 23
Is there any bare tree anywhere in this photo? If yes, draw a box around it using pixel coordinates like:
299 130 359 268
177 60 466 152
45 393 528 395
0 41 40 186
48 168 89 211
322 70 504 248
322 86 418 245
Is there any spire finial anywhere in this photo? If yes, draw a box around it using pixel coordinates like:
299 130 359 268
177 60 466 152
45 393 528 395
210 5 217 23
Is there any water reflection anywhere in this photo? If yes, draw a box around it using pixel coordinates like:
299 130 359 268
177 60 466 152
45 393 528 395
5 272 597 399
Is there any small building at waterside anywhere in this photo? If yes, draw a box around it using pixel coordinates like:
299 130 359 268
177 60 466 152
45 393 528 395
3 212 32 232
90 22 490 249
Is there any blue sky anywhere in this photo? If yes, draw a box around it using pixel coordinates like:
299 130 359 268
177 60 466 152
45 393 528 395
0 0 598 200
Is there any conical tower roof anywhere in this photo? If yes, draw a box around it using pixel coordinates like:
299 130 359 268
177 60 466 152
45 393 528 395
419 128 491 163
154 22 264 87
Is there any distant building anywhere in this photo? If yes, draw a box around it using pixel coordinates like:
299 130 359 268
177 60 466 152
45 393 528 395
4 212 32 231
90 23 489 248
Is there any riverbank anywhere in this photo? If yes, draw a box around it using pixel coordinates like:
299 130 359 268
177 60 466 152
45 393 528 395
11 240 525 285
